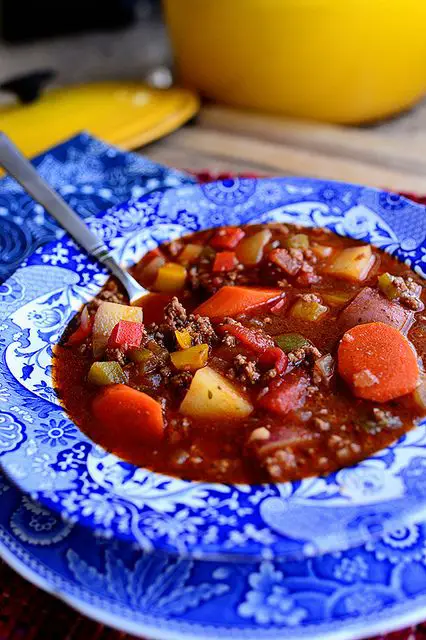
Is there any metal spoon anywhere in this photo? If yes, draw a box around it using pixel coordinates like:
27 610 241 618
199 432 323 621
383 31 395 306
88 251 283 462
0 132 148 305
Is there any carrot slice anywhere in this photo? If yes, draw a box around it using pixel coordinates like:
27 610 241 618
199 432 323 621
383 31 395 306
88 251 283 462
194 286 283 320
92 384 164 446
337 322 419 402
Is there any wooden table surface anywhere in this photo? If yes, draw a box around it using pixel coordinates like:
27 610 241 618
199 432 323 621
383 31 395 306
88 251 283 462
145 103 426 194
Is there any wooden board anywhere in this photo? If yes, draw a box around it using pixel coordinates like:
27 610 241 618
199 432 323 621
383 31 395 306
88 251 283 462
145 104 426 193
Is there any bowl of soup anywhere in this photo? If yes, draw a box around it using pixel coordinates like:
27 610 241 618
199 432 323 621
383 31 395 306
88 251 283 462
1 177 426 561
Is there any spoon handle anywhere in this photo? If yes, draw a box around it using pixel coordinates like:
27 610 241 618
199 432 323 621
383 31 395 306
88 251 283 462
0 132 107 257
0 132 146 303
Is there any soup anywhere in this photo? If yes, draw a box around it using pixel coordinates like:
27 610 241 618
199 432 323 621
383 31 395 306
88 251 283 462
54 223 426 483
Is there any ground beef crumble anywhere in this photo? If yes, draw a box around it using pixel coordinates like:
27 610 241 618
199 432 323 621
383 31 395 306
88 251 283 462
170 371 193 390
388 275 423 310
105 347 127 366
232 354 261 384
163 297 187 329
288 343 321 366
152 298 218 348
372 408 403 429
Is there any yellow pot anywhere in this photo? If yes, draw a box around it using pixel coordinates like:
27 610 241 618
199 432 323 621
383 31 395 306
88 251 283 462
164 0 426 124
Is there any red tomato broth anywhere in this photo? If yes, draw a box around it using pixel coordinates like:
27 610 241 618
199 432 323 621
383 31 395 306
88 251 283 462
53 223 426 484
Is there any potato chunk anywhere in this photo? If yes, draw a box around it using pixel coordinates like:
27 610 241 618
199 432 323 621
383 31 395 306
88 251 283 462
93 301 143 357
180 366 253 420
325 245 374 281
236 229 272 266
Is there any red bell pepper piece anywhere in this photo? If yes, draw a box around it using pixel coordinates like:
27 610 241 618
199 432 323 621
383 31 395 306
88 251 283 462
258 376 309 416
219 323 288 374
211 227 245 250
108 320 145 351
212 251 238 272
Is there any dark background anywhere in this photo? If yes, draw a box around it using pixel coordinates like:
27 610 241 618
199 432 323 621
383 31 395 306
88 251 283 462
1 0 159 43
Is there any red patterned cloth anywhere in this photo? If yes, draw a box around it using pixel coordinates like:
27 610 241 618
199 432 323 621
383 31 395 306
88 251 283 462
0 172 425 640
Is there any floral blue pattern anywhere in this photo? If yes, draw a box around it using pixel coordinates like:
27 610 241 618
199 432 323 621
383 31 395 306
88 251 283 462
0 132 194 283
1 473 426 639
34 419 78 448
1 177 426 564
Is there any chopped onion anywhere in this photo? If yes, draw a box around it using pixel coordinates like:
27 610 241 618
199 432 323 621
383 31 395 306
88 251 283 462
80 305 90 331
314 353 335 384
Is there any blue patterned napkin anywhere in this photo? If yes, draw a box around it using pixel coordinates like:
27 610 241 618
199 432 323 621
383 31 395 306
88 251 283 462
0 132 195 282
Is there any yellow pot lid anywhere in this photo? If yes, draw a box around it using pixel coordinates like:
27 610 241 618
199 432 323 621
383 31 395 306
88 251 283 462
0 81 199 158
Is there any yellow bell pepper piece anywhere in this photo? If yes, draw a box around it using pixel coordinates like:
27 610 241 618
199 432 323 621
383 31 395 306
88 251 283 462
154 263 187 293
175 329 192 349
290 298 328 321
88 361 127 385
170 344 209 371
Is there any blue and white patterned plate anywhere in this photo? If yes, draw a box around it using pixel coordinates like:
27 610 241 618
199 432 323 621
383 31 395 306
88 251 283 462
1 177 426 562
1 470 426 640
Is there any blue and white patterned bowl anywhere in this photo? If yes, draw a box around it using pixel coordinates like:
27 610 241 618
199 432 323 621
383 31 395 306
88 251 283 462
1 177 426 562
2 471 426 640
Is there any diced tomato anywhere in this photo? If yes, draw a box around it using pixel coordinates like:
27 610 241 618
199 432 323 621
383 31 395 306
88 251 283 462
66 315 94 346
220 323 275 352
258 376 309 416
258 346 288 374
212 251 238 272
219 323 288 374
107 320 145 351
211 227 245 250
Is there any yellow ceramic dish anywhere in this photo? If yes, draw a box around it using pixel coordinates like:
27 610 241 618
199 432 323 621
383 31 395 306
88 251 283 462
1 81 199 158
164 0 426 124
